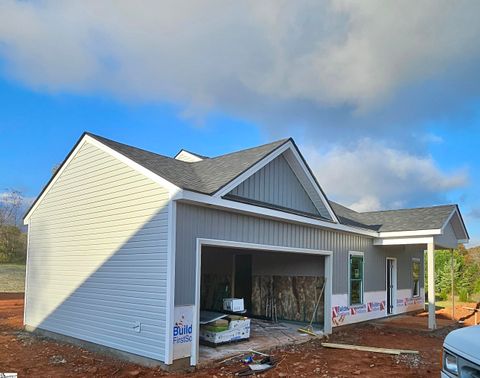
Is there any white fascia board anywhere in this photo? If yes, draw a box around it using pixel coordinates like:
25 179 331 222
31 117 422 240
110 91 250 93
374 236 434 246
198 238 333 256
174 189 378 237
441 208 469 241
213 140 339 223
85 135 181 195
24 135 181 223
378 229 442 238
441 208 456 232
214 142 291 197
286 143 339 223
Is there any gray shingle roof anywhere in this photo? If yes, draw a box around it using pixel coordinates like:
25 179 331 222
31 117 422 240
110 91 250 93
87 133 289 195
330 201 456 232
24 132 466 237
88 132 459 234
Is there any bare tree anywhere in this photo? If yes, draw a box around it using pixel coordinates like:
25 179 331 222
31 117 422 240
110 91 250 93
0 189 26 263
0 189 23 227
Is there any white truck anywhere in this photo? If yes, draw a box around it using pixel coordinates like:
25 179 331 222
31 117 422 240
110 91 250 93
442 325 480 377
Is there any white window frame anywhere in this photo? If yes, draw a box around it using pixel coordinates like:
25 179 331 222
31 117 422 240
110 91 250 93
348 251 365 306
412 257 421 298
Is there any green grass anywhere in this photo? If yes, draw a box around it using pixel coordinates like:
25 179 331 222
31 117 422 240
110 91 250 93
0 264 26 292
435 293 480 308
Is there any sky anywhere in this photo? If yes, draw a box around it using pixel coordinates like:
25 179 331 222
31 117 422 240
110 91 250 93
1 1 480 244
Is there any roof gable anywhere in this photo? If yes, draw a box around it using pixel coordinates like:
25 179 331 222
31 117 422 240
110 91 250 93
25 131 468 240
174 149 208 162
77 133 290 195
23 133 181 222
215 140 338 222
225 153 331 219
83 134 338 221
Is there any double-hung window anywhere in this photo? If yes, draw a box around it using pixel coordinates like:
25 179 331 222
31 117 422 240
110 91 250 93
412 258 420 297
349 252 364 305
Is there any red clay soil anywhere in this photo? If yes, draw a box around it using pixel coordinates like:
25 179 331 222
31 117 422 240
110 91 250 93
0 293 466 377
436 302 480 326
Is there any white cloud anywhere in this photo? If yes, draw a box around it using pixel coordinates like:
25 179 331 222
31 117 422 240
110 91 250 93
303 139 468 211
0 0 480 134
348 196 382 213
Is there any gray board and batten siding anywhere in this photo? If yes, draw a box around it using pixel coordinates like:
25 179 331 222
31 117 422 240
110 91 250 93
225 154 326 218
174 202 423 307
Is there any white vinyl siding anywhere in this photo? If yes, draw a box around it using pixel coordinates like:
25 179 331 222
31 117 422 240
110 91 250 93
174 150 203 162
25 141 170 362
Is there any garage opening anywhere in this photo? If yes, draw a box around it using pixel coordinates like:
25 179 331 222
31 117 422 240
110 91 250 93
197 245 327 364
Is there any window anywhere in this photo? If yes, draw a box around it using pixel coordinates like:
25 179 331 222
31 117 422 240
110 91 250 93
412 258 420 297
349 253 364 305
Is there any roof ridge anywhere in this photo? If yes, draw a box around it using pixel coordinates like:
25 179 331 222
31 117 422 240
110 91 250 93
208 138 290 160
329 200 359 213
88 132 290 165
359 203 456 214
86 132 187 163
188 138 291 193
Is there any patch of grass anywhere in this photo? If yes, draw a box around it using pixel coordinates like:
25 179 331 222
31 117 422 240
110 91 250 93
436 300 477 309
0 264 26 292
435 300 455 309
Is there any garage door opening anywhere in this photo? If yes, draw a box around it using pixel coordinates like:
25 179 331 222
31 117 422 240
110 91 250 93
192 240 332 366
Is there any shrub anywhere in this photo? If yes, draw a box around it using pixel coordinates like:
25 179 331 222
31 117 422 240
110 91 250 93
459 288 470 302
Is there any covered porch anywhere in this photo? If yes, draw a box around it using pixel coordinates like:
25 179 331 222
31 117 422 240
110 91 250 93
374 207 469 330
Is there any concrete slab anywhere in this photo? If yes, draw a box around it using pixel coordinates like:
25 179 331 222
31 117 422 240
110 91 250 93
198 319 322 366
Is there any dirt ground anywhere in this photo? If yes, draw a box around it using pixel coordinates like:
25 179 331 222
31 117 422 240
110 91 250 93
1 293 476 378
436 302 480 326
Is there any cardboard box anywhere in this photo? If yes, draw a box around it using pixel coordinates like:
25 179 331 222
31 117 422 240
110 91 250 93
200 316 250 345
223 298 244 312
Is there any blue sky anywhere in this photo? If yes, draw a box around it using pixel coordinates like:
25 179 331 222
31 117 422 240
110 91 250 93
1 1 480 245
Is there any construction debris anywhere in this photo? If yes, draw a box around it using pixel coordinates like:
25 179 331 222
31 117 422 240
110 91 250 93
235 356 277 376
321 342 419 355
219 348 270 364
462 306 479 325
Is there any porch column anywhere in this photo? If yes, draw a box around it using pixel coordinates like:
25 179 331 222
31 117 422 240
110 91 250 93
427 241 436 330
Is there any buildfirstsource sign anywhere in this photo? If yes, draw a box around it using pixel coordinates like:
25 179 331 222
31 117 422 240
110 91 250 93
173 322 192 343
173 305 193 359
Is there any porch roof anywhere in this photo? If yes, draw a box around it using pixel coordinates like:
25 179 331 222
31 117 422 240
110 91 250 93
331 201 455 232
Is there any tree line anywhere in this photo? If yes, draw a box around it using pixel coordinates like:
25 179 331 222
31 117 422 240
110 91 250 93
429 245 480 302
0 189 27 263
